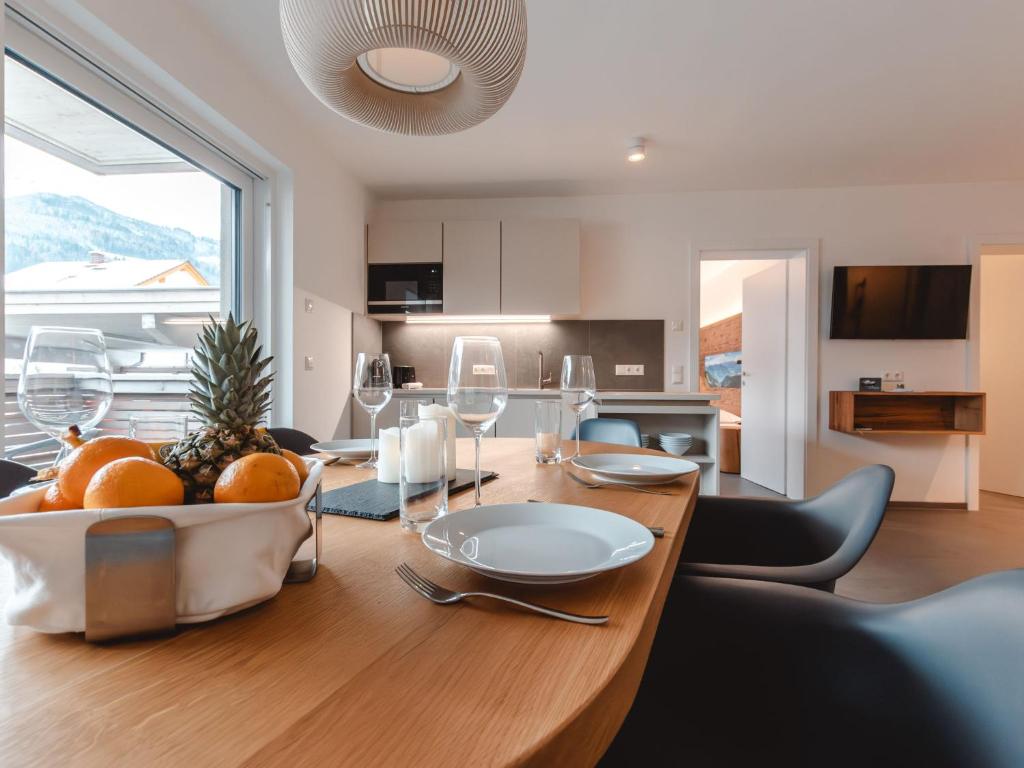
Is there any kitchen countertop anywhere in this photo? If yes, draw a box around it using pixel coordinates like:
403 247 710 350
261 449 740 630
390 388 720 401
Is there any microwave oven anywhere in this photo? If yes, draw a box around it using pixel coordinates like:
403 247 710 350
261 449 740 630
367 263 443 314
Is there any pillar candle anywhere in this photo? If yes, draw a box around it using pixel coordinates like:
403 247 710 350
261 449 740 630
418 403 457 481
403 420 443 484
376 427 400 484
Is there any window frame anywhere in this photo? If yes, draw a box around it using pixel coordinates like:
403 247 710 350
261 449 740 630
3 18 257 321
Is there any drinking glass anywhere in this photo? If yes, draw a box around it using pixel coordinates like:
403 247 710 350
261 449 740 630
560 354 597 461
534 400 562 464
353 352 393 469
128 414 192 443
17 327 113 464
447 336 508 506
399 414 448 532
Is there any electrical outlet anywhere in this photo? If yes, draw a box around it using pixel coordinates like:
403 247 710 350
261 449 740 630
304 355 314 371
304 298 314 313
615 364 645 376
671 365 684 384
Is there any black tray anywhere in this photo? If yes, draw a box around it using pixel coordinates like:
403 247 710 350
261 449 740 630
310 469 498 521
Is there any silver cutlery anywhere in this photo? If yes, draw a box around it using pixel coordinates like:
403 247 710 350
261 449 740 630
526 499 664 538
395 562 608 625
566 472 676 496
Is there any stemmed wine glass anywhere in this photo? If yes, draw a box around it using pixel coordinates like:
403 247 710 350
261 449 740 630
447 336 508 506
560 354 597 461
17 326 113 464
353 352 393 469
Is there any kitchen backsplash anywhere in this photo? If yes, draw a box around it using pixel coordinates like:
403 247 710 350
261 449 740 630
380 320 664 391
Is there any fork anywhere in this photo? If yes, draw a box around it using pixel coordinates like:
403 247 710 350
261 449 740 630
395 562 608 625
566 472 675 496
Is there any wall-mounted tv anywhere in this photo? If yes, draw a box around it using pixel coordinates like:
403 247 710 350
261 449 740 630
829 265 972 340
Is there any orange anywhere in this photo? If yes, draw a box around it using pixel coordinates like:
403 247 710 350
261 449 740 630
58 436 155 507
83 457 185 510
213 453 300 504
280 449 309 484
38 483 78 512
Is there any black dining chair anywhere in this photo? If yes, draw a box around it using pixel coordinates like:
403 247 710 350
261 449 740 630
267 427 319 456
603 570 1024 768
678 464 894 592
575 417 642 448
0 459 37 498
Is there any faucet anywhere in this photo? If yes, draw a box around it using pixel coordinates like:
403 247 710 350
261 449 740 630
537 351 553 389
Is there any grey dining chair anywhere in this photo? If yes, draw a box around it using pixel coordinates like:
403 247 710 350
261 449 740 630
678 464 894 591
0 459 37 498
267 427 319 455
603 570 1024 768
575 417 642 448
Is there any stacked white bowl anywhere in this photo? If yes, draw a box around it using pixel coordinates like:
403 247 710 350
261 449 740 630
659 432 694 456
640 433 651 449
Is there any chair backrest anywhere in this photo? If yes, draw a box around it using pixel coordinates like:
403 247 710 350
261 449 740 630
799 463 894 577
0 459 37 498
576 417 642 448
267 427 319 455
653 570 1024 767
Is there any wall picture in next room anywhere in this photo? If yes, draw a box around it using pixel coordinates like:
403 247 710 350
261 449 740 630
704 351 742 388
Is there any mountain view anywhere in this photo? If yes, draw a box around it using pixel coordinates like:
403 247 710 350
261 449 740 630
4 193 221 284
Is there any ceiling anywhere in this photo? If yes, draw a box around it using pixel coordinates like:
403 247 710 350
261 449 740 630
183 0 1024 199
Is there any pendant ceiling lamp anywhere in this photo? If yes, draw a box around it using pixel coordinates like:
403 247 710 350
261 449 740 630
280 0 528 136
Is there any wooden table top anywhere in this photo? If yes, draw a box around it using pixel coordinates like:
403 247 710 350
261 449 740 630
0 438 696 768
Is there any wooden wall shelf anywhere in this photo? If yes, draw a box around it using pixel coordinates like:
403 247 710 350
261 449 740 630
829 391 986 435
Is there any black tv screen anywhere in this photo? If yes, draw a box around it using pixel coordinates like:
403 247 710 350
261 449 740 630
829 265 972 339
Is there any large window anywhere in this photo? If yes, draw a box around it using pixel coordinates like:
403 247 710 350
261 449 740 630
3 22 256 464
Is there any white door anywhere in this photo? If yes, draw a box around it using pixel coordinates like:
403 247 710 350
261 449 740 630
740 262 788 493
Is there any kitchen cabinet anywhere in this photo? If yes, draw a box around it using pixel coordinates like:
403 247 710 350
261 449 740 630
367 221 442 264
442 220 501 314
500 219 580 315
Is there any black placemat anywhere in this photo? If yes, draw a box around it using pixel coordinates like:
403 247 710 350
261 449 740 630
311 469 499 521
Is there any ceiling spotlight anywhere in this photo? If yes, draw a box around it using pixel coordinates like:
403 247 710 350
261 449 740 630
626 138 647 163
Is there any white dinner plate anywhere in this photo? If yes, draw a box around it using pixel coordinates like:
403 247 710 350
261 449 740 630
310 439 374 459
571 453 699 485
421 502 654 584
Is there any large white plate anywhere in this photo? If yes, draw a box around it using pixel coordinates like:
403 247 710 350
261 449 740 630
310 439 373 459
421 502 654 585
571 453 699 485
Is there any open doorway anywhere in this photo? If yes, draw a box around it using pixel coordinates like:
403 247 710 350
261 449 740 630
691 245 818 499
977 245 1024 501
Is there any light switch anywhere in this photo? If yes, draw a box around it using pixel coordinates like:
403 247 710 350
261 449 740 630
671 365 684 384
304 355 314 371
670 320 684 332
304 298 314 313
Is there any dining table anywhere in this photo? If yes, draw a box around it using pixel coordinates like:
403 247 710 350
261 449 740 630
0 438 697 767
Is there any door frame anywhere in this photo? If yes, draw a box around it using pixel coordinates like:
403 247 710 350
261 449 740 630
965 234 1024 510
688 239 820 499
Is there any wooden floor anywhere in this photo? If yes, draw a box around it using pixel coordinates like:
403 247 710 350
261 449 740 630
836 490 1024 602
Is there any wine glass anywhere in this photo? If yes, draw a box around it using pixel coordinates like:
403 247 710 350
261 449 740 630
447 336 508 506
17 327 113 464
560 355 597 461
353 352 393 469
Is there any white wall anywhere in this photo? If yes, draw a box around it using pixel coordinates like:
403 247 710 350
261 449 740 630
373 181 1024 503
17 0 369 441
979 253 1024 497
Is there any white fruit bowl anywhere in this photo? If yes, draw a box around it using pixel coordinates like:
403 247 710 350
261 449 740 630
0 459 322 633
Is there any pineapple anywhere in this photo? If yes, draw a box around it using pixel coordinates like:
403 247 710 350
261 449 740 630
163 314 280 503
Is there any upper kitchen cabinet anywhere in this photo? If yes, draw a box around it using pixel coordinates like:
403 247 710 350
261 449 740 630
500 219 580 315
367 221 442 264
443 220 501 314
